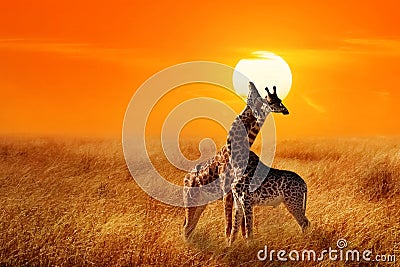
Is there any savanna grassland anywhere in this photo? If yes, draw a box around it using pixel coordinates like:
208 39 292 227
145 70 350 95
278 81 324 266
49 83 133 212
0 136 399 266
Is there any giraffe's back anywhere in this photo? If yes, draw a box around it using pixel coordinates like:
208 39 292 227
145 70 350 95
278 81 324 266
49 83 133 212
242 151 307 207
183 147 229 199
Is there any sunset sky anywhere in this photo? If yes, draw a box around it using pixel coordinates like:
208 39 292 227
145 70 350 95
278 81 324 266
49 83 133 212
1 1 399 139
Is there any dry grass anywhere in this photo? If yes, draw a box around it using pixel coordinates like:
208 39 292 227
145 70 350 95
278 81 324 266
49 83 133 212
0 136 399 266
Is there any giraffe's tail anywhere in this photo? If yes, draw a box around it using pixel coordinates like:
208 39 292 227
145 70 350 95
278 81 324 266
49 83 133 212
303 189 307 212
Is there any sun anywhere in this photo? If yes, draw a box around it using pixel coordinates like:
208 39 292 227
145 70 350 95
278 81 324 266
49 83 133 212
233 51 292 99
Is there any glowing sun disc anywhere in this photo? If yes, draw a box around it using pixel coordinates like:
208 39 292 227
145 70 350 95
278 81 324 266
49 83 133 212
233 52 292 99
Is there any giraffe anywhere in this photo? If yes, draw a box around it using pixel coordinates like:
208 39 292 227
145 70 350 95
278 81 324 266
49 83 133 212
227 150 310 245
225 92 310 245
182 82 288 240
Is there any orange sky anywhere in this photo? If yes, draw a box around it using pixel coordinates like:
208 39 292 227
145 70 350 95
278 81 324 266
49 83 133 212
0 1 399 139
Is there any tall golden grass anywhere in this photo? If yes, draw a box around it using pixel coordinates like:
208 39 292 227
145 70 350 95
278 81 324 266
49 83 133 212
0 136 399 266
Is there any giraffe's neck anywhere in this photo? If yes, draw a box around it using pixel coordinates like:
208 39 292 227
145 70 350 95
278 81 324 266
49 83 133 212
225 105 269 163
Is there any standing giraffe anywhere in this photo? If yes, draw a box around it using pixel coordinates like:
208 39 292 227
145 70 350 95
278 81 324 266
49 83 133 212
225 91 310 245
232 151 310 242
183 82 288 240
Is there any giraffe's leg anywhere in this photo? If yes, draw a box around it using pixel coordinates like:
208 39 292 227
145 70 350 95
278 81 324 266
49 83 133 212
283 192 310 232
243 203 253 240
240 215 246 238
183 207 196 240
223 192 233 240
229 195 244 246
183 205 207 240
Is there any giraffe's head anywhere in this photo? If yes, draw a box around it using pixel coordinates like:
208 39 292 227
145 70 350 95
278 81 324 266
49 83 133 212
265 86 289 115
246 82 289 121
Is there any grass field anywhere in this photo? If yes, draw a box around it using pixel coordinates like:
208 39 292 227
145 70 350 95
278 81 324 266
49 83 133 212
0 136 399 266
